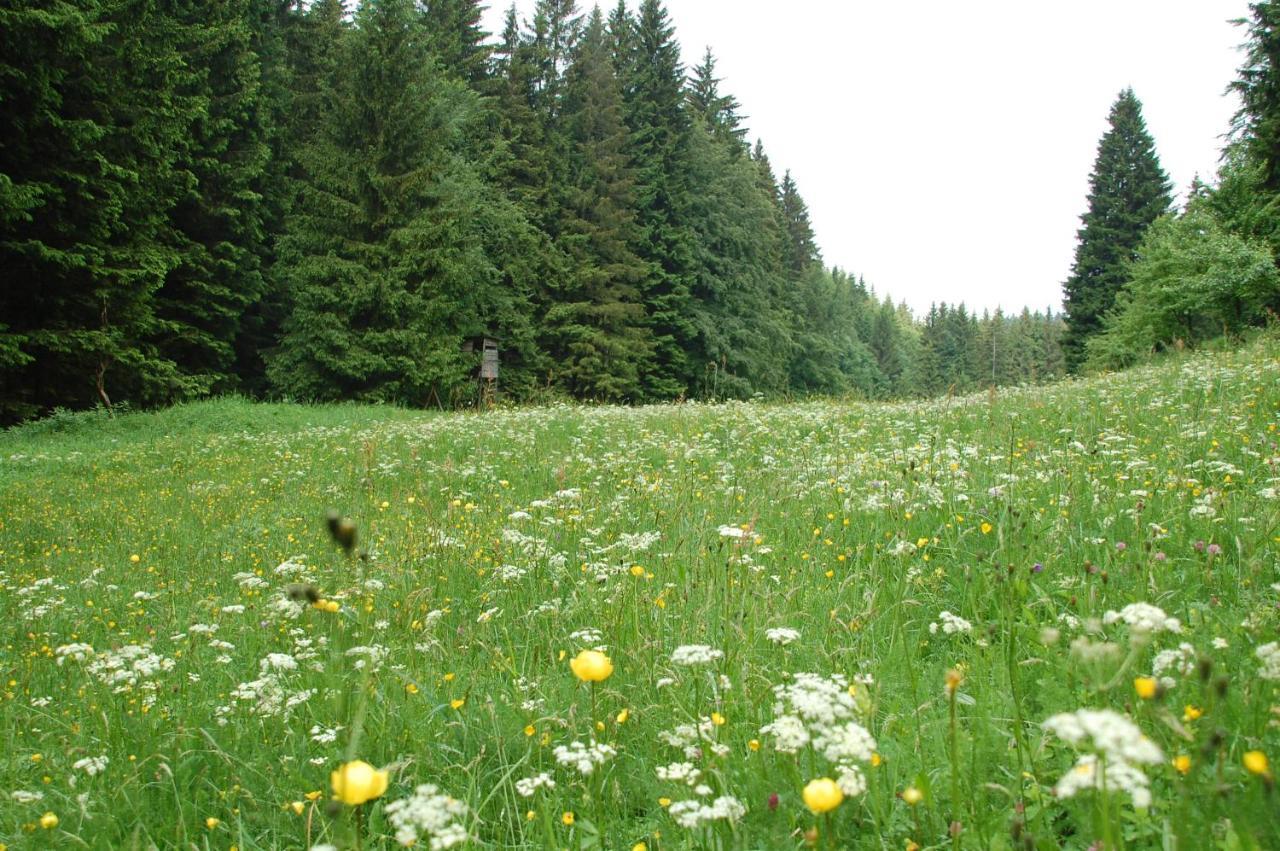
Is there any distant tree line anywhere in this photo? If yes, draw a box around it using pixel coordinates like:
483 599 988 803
2 0 1084 424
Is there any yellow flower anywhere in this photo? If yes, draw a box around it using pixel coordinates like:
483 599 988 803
289 801 305 815
1243 750 1270 776
945 668 964 695
901 786 924 806
405 683 419 695
205 817 220 829
710 712 725 726
1172 755 1191 775
980 522 993 535
802 778 844 814
569 649 613 682
616 708 630 724
871 753 883 767
630 565 645 577
748 739 760 752
130 554 140 563
304 790 323 801
632 844 648 851
658 797 671 808
562 811 575 826
1133 677 1158 700
525 810 535 821
330 760 389 806
1183 704 1203 722
524 724 536 737
450 698 465 710
39 812 58 830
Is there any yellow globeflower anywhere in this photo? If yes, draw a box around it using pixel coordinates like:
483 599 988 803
330 760 389 806
569 649 613 682
901 786 924 806
39 812 58 830
1243 750 1269 776
802 778 844 814
1133 677 1159 700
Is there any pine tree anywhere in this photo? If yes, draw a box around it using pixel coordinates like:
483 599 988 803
270 0 526 405
0 0 204 422
687 48 747 152
154 0 278 395
547 6 652 399
780 170 821 275
1062 89 1172 371
419 0 491 86
1231 2 1280 192
621 0 698 398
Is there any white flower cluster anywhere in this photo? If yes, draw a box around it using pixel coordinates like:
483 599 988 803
552 740 617 775
384 784 470 849
1151 642 1198 687
55 643 94 665
671 645 724 666
759 672 876 797
656 761 702 786
658 718 727 759
345 644 389 672
1042 708 1162 810
1102 603 1181 635
765 627 800 645
1257 642 1280 681
1041 709 1163 765
1052 754 1153 808
215 653 316 724
73 755 109 777
86 644 175 694
514 773 555 797
667 795 746 829
717 525 747 539
929 611 973 635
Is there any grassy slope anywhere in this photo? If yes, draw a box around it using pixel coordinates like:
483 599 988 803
1 339 1278 849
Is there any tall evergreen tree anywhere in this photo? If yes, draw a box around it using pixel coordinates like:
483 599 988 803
1230 2 1280 192
0 0 204 422
687 48 747 152
1062 89 1172 371
270 0 536 405
779 170 821 275
546 6 652 399
620 0 698 398
155 0 279 395
419 0 491 86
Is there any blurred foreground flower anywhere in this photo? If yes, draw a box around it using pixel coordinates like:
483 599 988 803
331 760 389 806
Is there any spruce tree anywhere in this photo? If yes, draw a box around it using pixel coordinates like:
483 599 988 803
155 0 278 395
270 0 526 405
620 0 698 398
1231 2 1280 192
547 6 652 399
419 0 491 86
0 0 203 421
1062 89 1172 371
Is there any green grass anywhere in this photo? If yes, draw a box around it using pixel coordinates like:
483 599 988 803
1 338 1278 850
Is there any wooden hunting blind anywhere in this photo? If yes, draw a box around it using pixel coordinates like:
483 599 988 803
461 336 500 381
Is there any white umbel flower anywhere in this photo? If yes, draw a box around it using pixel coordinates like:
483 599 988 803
384 784 470 848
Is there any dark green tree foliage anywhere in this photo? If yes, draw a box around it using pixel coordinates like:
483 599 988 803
155 0 278 396
419 0 491 86
780 170 822 275
684 112 794 397
620 0 699 397
1062 89 1172 371
546 7 652 399
0 1 203 422
269 0 536 405
688 48 747 153
1231 2 1280 192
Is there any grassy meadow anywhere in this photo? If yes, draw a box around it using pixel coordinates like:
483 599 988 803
1 338 1279 850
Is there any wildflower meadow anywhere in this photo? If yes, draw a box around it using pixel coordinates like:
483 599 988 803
1 338 1278 849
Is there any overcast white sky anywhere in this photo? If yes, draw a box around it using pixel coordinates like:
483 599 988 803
481 1 1252 316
